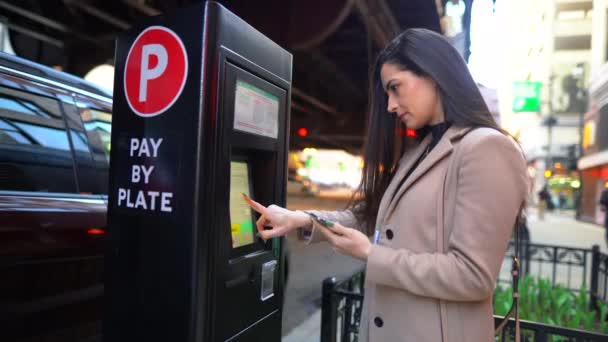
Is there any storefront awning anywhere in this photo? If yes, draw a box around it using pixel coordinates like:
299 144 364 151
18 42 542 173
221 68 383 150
578 150 608 170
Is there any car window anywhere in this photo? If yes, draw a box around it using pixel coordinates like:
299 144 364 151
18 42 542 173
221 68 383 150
72 96 112 195
71 130 90 152
12 121 72 150
0 96 52 118
0 119 30 144
0 84 77 193
80 107 112 162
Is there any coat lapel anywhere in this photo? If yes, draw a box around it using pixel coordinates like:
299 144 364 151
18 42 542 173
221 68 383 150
380 125 473 223
376 134 432 224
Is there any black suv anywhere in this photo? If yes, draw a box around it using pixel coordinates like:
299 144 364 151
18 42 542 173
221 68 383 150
0 52 111 342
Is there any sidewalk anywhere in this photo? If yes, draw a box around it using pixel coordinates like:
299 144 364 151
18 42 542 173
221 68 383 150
282 310 321 342
526 208 607 253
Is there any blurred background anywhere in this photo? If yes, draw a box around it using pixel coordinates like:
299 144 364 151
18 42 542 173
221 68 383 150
2 0 608 340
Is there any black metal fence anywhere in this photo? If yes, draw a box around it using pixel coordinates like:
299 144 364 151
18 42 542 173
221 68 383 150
590 246 608 311
321 270 364 342
494 316 608 342
320 242 608 342
499 242 608 310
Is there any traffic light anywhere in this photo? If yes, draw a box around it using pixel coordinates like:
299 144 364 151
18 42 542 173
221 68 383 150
544 169 553 178
297 127 308 137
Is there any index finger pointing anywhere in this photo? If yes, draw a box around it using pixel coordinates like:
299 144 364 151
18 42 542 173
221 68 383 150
242 193 267 214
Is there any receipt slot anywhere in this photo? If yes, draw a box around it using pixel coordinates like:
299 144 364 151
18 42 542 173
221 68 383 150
105 2 291 341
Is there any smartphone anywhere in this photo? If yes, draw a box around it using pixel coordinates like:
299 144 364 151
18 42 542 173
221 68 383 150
306 212 334 228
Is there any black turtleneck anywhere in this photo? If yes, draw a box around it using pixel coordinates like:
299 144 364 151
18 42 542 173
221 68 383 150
418 121 451 153
391 122 451 198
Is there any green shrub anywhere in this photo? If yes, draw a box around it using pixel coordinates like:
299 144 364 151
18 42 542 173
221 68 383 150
494 276 608 334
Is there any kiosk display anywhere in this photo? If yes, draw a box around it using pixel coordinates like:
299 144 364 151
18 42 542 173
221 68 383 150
229 161 255 248
234 79 279 139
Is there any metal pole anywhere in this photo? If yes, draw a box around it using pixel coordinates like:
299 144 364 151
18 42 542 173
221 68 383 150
0 16 5 53
547 123 553 168
546 75 555 172
577 107 584 219
577 64 587 219
524 238 531 276
321 277 338 342
590 245 600 312
463 0 473 63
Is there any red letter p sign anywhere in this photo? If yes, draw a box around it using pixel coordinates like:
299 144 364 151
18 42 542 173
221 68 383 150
124 26 188 117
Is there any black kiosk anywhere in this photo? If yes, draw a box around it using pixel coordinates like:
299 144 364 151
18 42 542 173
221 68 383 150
105 2 291 341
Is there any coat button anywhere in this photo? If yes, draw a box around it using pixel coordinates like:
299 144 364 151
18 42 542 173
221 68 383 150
374 316 384 327
386 229 394 240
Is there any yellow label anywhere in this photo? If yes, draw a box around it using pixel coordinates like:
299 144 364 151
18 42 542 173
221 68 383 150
231 224 240 234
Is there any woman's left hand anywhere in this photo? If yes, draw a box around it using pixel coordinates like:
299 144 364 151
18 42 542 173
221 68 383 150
314 221 372 261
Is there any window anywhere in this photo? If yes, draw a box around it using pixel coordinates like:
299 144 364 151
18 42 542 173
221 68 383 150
0 85 76 193
70 131 90 152
73 96 112 194
78 105 111 162
0 96 51 118
0 119 31 144
82 115 111 158
12 121 71 150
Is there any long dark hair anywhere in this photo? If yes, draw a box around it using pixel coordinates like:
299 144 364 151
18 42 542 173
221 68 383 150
353 28 515 235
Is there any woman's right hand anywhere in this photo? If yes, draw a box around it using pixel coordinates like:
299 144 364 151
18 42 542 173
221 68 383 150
242 194 311 240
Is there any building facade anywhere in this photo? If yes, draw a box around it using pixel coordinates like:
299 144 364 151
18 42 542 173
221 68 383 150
575 0 608 224
578 69 608 223
499 0 592 207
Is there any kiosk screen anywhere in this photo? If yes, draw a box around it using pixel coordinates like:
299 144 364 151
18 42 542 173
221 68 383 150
229 161 255 248
233 79 279 139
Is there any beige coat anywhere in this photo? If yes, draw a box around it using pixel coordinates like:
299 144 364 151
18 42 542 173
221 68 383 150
306 126 528 342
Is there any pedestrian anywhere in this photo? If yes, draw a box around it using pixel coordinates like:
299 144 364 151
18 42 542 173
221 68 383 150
546 187 555 212
244 29 528 341
599 182 608 245
559 191 568 211
538 185 549 220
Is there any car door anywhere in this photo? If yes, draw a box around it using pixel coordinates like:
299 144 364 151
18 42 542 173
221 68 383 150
0 72 106 342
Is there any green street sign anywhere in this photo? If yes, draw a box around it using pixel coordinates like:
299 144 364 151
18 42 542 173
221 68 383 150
513 81 542 112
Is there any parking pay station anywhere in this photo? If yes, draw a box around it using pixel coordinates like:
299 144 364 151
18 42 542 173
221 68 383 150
105 2 291 341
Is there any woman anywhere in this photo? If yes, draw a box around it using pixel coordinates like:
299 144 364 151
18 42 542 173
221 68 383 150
246 28 528 341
